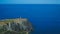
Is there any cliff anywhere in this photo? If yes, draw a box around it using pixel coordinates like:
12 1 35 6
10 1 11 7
0 18 32 34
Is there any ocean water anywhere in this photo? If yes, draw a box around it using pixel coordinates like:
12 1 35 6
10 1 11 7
0 4 60 34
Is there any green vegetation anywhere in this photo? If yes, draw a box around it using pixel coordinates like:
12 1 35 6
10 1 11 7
0 24 31 34
0 29 28 34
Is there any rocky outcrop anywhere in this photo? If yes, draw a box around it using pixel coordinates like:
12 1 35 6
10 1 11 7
0 18 33 34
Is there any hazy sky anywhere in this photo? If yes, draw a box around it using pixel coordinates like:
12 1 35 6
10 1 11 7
0 0 59 4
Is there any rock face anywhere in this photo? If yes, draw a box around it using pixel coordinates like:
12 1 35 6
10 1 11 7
0 17 33 34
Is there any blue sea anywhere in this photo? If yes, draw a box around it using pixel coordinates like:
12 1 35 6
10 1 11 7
0 4 60 34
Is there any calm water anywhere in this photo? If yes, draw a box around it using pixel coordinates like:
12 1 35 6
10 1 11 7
0 4 60 34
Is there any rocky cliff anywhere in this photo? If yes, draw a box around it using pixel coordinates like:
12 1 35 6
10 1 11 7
0 18 33 34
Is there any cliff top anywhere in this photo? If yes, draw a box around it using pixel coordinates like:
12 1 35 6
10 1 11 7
0 17 28 25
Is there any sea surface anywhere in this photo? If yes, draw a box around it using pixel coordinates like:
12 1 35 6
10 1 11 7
0 4 60 34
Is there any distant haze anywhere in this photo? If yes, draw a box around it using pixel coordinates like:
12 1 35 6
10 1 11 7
0 0 59 4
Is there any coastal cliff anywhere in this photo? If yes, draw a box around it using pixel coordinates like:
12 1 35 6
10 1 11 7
0 17 33 34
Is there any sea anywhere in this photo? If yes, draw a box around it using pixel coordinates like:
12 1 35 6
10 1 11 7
0 4 60 34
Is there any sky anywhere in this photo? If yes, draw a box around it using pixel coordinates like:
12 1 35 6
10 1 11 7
0 0 59 4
